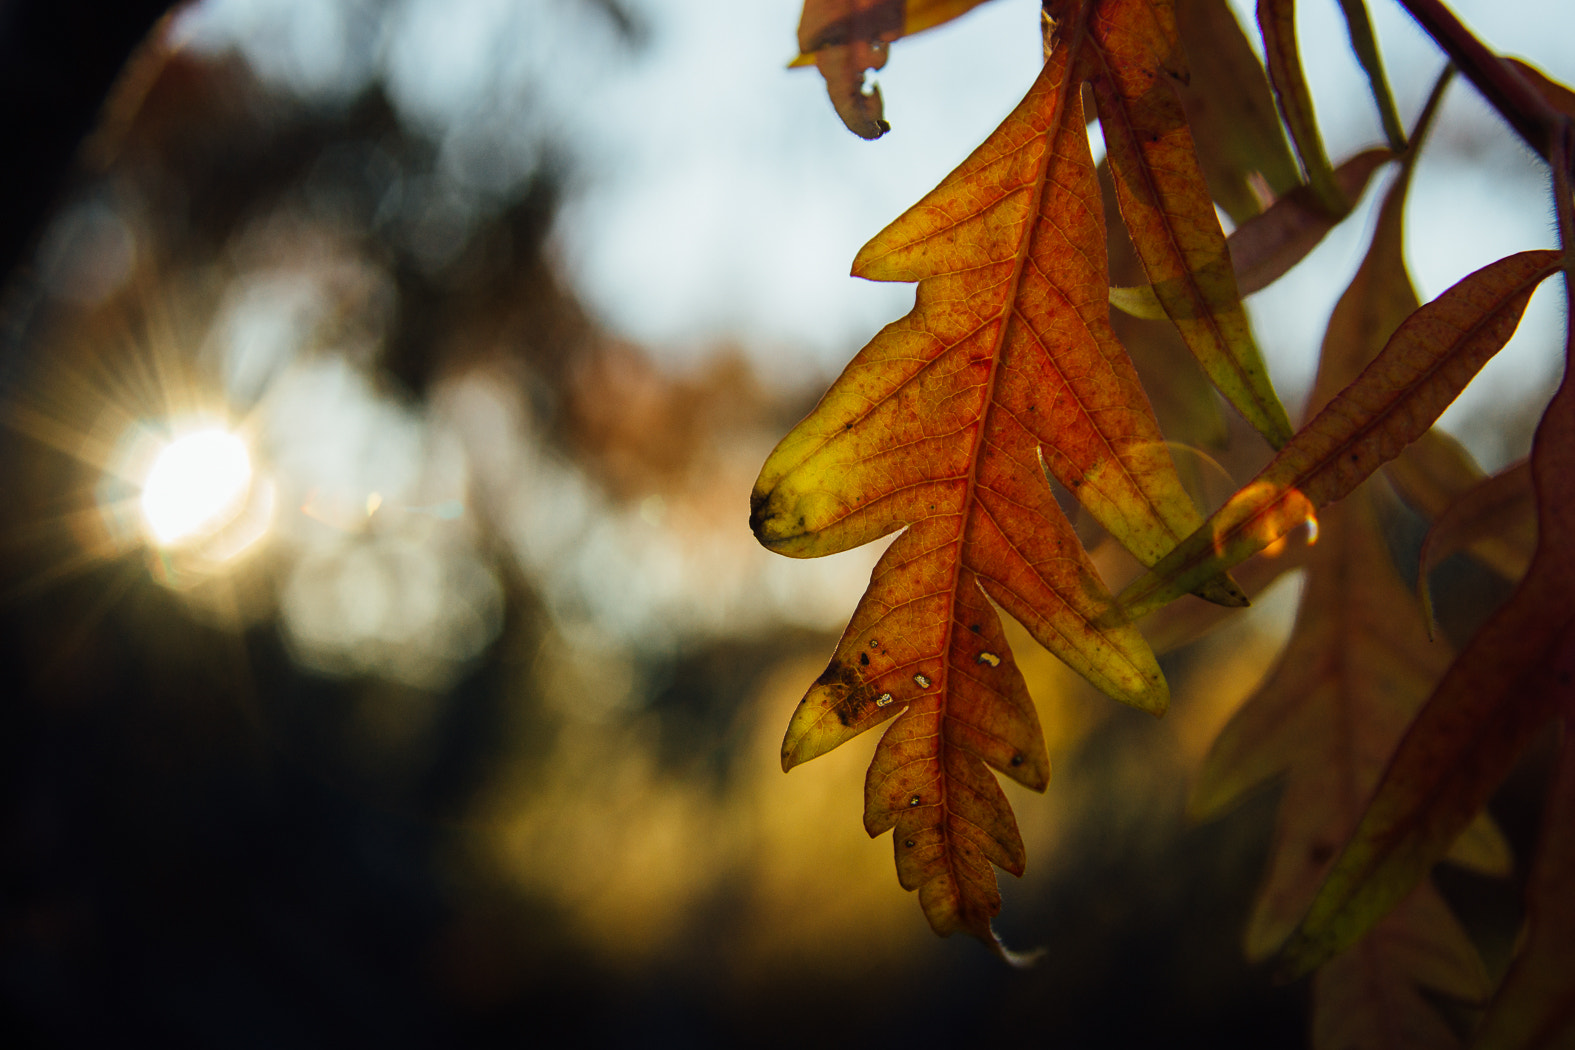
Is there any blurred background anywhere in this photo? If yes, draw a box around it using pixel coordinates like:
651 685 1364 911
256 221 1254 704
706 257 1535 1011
0 0 1568 1046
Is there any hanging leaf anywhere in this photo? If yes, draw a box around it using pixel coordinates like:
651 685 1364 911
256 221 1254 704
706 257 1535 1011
754 0 1272 950
1090 0 1294 446
1110 146 1394 320
1191 109 1497 1043
1173 0 1301 223
1278 290 1575 980
1257 0 1346 215
793 0 1002 137
1335 0 1407 152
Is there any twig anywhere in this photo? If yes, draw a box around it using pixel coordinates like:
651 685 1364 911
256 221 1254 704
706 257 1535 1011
1396 0 1564 163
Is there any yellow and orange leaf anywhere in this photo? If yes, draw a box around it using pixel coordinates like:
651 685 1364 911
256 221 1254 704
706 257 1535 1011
1118 248 1563 620
753 0 1259 948
1083 0 1294 446
1109 147 1394 320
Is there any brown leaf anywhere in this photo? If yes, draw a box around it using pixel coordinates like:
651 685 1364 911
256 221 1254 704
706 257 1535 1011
1312 885 1490 1050
1278 297 1575 980
1173 0 1300 223
794 0 1000 137
1506 57 1575 120
1227 148 1393 299
1257 0 1346 215
1118 249 1562 620
1418 459 1536 634
1469 724 1575 1050
1189 492 1458 959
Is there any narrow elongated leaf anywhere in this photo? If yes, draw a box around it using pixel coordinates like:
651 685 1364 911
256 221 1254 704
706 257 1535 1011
1119 249 1563 619
793 0 1000 137
1418 459 1535 633
1223 148 1393 298
1110 147 1393 320
1174 0 1300 223
1278 305 1575 979
1191 133 1493 1043
1335 0 1407 152
1470 726 1575 1050
755 7 1247 948
1089 0 1294 446
1258 0 1346 215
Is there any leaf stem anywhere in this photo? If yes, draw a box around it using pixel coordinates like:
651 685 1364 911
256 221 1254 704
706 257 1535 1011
1394 0 1563 162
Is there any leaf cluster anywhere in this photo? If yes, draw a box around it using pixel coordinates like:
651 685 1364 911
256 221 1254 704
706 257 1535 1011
757 0 1575 1044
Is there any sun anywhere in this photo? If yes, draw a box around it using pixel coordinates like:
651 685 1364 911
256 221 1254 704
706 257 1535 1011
139 427 254 547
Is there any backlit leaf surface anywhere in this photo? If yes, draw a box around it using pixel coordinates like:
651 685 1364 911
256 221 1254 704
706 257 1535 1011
1109 147 1393 320
1119 248 1563 619
1087 0 1293 446
1173 0 1300 224
753 0 1269 947
793 0 1001 137
1258 0 1345 214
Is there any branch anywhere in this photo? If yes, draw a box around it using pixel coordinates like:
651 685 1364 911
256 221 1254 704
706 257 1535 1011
1396 0 1564 163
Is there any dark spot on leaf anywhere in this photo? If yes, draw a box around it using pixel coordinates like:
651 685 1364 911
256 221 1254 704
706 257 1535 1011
1309 842 1335 865
812 659 876 727
909 795 922 807
1071 479 1081 487
1010 753 1024 767
859 652 870 667
903 839 915 848
844 422 852 430
968 624 982 634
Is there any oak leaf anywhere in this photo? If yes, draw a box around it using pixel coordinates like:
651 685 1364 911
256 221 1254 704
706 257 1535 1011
753 0 1275 949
